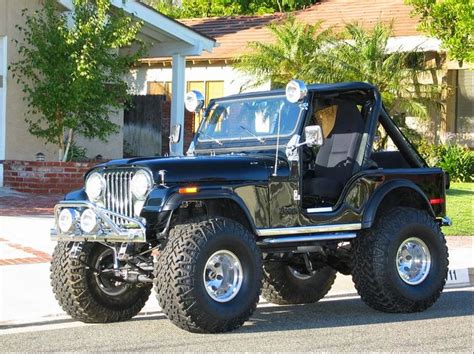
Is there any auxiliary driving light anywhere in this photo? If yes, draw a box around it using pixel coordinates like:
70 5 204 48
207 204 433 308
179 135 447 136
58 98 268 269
285 80 308 103
80 209 98 233
58 208 78 233
185 90 205 113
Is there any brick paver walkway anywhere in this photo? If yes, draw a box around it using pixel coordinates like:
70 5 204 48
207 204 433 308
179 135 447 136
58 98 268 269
0 192 62 216
0 237 52 266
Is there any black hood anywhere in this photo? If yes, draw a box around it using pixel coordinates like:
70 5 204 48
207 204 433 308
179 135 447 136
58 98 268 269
97 155 274 184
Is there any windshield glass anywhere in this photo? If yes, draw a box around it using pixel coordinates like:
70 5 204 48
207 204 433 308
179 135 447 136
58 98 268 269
196 95 303 146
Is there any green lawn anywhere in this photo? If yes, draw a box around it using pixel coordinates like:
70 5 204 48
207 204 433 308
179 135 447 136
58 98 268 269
445 182 473 236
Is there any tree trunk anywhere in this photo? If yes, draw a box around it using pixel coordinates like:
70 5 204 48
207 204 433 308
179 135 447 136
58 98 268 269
62 128 74 162
58 132 64 162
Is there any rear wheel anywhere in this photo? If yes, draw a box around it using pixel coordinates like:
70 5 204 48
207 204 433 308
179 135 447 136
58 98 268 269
50 242 151 323
352 207 448 313
154 217 262 333
262 262 336 305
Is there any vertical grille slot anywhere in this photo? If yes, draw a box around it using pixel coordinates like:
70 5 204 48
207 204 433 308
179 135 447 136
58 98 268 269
103 170 135 225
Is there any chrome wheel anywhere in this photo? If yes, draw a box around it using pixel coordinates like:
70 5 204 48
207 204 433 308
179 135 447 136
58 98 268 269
288 266 315 280
94 248 128 296
203 250 243 303
396 237 431 285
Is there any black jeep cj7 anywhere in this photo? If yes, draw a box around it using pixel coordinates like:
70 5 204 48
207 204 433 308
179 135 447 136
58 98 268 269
51 80 451 333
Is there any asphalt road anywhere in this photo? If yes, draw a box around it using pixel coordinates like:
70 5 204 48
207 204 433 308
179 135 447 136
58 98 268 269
1 288 472 352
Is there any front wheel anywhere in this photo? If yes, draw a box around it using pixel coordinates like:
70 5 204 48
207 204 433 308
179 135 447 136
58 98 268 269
352 207 449 313
50 242 151 323
154 217 262 333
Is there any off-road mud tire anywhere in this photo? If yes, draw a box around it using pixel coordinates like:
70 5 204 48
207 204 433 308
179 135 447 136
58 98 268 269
352 207 448 313
154 217 262 333
262 262 336 305
51 242 151 323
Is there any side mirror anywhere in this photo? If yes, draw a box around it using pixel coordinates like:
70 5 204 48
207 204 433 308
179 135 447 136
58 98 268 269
170 124 181 144
304 125 323 147
185 90 205 113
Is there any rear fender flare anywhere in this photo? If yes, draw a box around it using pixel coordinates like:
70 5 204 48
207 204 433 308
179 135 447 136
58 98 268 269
362 179 434 228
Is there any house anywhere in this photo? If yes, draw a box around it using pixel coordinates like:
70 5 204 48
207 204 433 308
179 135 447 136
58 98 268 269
132 0 473 148
0 0 217 186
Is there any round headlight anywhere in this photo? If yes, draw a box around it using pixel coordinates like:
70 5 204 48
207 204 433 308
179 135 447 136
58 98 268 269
80 209 98 234
131 170 152 199
85 172 105 201
285 79 308 103
58 208 77 233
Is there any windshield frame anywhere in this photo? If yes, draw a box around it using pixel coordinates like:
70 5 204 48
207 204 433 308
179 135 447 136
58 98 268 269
192 92 308 153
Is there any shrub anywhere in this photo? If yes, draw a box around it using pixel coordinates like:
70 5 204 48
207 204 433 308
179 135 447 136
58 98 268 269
66 143 88 162
418 140 474 182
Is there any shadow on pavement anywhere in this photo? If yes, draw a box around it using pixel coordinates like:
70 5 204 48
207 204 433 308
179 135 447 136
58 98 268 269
235 290 473 334
1 289 471 333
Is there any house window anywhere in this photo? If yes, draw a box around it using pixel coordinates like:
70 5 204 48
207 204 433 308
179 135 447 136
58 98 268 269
456 70 474 134
147 81 172 100
146 80 224 131
186 81 224 132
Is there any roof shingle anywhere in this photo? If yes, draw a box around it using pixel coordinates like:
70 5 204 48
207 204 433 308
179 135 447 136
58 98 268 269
148 0 422 62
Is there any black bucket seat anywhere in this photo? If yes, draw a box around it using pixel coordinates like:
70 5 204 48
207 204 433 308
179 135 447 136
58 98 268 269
303 101 365 206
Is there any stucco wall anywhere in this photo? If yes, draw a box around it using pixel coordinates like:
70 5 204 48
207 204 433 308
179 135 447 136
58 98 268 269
1 0 124 163
128 64 271 96
75 109 124 160
2 0 59 162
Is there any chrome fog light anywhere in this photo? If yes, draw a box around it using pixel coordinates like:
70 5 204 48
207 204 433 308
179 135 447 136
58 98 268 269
58 208 77 233
80 209 98 233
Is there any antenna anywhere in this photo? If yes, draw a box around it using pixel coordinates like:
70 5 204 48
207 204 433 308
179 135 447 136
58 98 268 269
273 101 285 176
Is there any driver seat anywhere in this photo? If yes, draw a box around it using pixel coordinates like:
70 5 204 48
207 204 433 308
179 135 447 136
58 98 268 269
303 101 365 206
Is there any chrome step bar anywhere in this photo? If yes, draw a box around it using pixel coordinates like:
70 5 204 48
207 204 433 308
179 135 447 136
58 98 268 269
259 232 357 245
256 223 361 237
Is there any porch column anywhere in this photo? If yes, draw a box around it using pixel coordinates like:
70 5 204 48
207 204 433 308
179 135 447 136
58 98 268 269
170 54 186 156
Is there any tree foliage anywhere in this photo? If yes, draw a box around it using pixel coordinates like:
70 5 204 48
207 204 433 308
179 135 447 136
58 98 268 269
143 0 318 18
235 19 442 119
10 0 143 161
235 18 333 88
406 0 474 66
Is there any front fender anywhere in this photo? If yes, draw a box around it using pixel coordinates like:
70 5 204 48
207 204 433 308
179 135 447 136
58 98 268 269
64 188 88 201
362 179 434 228
143 186 258 234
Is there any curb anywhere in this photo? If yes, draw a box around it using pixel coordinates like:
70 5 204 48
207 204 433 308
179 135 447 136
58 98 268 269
445 267 474 288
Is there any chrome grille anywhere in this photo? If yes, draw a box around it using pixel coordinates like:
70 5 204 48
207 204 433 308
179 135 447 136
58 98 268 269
103 170 135 225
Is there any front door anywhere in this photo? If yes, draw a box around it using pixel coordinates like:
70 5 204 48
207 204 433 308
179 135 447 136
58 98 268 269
0 36 6 186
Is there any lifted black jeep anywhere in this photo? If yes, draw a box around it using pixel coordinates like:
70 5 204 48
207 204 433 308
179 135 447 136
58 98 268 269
51 80 451 333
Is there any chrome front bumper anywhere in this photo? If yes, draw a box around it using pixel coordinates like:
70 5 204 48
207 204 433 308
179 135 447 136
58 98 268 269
51 201 146 243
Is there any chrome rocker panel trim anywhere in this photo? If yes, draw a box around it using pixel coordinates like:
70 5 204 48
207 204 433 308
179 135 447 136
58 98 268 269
260 232 357 245
256 223 362 237
51 201 146 243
